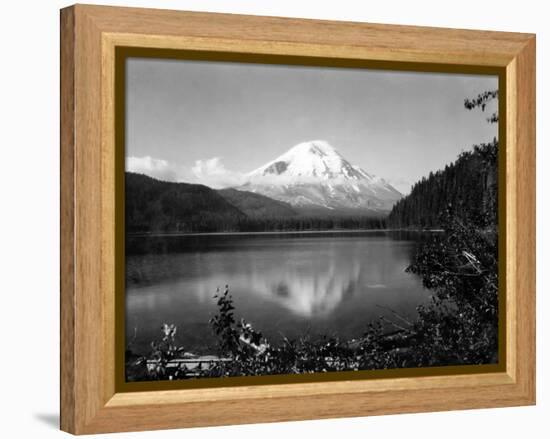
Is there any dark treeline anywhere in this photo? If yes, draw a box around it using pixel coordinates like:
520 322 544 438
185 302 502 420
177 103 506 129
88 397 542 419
126 172 386 234
233 215 386 232
129 214 386 234
387 139 498 229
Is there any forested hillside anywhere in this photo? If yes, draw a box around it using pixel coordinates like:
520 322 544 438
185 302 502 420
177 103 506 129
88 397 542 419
125 172 386 233
125 172 247 233
387 139 498 229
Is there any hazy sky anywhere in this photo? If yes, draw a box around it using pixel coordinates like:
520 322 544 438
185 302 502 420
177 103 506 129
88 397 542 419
126 58 498 194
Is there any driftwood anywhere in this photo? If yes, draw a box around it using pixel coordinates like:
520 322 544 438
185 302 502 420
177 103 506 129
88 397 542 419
146 355 232 377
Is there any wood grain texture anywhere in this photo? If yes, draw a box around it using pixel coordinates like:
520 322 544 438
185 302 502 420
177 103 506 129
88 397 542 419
513 37 536 398
82 4 530 66
60 4 536 434
60 6 75 433
505 58 518 382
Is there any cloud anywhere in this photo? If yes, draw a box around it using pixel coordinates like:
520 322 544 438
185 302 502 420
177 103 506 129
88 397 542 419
126 155 243 189
126 156 186 182
191 157 244 189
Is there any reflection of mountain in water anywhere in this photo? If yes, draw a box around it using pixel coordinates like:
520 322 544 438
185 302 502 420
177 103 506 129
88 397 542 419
190 240 411 319
249 260 362 317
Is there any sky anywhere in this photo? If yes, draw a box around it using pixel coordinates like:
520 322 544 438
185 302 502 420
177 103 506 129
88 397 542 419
126 58 498 194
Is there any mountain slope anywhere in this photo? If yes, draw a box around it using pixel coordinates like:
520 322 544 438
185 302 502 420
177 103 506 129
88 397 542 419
217 188 297 218
239 140 402 211
125 172 247 233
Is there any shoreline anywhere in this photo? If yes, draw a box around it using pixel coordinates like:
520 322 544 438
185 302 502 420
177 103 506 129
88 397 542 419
127 228 444 238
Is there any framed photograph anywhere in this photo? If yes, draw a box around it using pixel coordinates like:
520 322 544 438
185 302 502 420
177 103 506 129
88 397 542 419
60 4 536 434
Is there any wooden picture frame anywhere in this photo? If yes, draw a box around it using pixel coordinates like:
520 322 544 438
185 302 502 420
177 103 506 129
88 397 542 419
60 4 536 434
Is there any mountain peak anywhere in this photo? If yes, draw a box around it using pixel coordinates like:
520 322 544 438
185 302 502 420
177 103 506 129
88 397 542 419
241 140 402 211
288 140 341 157
247 140 360 180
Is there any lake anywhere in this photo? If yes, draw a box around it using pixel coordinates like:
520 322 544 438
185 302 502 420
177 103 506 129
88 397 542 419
125 231 433 355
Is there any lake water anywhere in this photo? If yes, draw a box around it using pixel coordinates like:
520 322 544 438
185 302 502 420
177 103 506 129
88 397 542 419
125 231 433 355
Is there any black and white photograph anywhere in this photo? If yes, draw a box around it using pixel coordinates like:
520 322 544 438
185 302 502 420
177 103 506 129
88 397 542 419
123 57 499 382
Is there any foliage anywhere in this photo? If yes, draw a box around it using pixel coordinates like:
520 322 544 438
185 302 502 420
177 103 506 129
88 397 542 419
209 286 242 356
464 89 498 124
147 323 191 380
404 217 498 365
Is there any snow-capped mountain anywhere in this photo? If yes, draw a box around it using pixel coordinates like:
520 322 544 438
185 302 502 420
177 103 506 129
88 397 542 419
238 140 402 211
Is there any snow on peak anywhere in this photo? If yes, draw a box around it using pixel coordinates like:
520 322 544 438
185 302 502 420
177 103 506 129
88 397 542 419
247 140 372 182
287 140 341 157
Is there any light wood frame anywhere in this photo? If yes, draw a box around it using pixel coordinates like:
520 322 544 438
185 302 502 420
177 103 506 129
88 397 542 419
60 4 536 434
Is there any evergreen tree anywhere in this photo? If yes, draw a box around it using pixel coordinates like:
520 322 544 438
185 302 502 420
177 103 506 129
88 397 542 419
387 90 498 230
